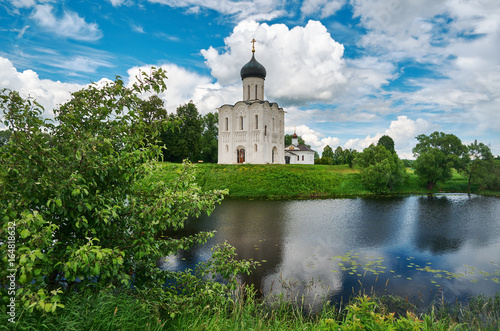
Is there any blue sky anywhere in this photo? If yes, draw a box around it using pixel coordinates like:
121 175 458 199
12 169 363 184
1 0 499 158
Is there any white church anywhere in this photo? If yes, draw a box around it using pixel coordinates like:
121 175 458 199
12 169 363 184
217 41 315 165
218 41 303 164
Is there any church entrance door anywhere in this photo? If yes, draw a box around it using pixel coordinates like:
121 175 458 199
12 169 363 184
237 148 245 163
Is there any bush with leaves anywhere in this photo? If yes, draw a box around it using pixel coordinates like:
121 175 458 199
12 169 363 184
413 131 467 191
355 144 408 193
0 69 253 317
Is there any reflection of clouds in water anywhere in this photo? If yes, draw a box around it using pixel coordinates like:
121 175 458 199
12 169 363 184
157 195 500 308
157 254 179 270
262 238 344 311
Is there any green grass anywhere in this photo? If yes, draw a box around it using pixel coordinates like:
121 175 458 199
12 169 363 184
151 163 497 199
1 290 166 331
5 288 498 330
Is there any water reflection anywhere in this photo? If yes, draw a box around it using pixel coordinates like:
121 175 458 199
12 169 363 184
161 194 500 308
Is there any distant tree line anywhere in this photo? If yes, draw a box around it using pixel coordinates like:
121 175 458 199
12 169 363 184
312 133 498 194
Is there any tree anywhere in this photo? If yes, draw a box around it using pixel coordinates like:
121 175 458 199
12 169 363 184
160 102 203 163
322 145 334 159
0 71 253 315
331 146 343 165
412 132 467 190
285 134 306 146
343 148 358 168
355 144 408 193
462 140 494 194
377 135 395 154
138 95 170 145
196 112 218 163
321 145 334 165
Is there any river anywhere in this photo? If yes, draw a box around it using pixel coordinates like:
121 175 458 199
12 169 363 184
160 194 500 310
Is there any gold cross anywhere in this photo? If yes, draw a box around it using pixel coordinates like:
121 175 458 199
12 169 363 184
251 38 256 52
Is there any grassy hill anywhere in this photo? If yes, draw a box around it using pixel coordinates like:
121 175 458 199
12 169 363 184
151 163 486 199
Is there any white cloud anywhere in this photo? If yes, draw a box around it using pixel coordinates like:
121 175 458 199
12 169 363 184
147 0 287 21
108 0 127 6
132 24 145 33
343 116 437 159
202 20 348 105
31 4 103 41
124 63 223 115
201 20 397 108
10 0 35 8
51 56 114 74
0 57 83 120
300 0 345 18
285 124 339 153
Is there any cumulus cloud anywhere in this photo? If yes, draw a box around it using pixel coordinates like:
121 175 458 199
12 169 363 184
202 20 348 105
124 63 224 115
0 57 83 120
31 4 103 41
201 20 397 109
344 116 437 159
285 124 339 153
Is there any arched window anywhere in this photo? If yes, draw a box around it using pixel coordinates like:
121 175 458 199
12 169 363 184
255 85 258 99
254 144 258 152
297 156 299 161
272 118 275 131
225 117 228 131
226 145 229 152
247 85 250 100
255 115 258 129
240 116 244 130
302 155 304 161
264 125 267 136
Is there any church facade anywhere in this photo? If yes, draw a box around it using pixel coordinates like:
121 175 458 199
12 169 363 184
218 45 285 164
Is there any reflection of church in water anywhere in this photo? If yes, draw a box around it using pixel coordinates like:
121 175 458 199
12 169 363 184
218 40 285 164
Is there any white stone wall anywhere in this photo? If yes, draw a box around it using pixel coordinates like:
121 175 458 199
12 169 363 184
242 77 265 101
285 150 315 165
218 100 285 164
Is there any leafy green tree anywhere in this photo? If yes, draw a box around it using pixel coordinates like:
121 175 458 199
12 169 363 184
412 132 467 190
322 145 333 158
196 112 218 163
461 140 494 193
332 146 345 165
321 145 334 165
138 95 170 145
0 71 253 315
355 144 408 193
160 102 203 163
0 129 11 146
285 134 306 146
377 135 395 154
343 148 358 168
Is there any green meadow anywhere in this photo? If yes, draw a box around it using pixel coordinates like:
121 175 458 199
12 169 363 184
151 163 490 199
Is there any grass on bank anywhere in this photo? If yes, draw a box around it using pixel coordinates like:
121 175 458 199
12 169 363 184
3 289 499 330
151 163 492 199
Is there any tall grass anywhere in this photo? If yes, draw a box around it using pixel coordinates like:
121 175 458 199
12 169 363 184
4 288 498 330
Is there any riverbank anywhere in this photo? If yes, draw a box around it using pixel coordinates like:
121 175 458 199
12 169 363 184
151 163 497 199
5 289 498 330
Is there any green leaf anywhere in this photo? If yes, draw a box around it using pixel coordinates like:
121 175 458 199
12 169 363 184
20 229 30 238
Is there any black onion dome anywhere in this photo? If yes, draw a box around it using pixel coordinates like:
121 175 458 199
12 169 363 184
240 53 266 79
